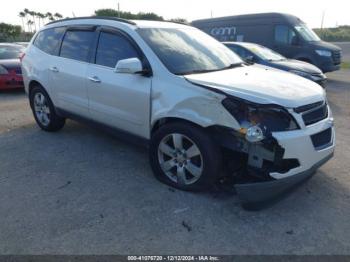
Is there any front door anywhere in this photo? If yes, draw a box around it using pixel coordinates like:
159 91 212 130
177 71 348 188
86 29 152 138
273 25 302 59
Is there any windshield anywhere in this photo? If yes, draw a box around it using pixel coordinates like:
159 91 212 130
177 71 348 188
137 28 243 75
294 24 320 42
0 45 24 60
244 44 285 61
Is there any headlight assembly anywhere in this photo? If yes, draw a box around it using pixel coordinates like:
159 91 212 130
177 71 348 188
315 50 332 57
222 97 299 140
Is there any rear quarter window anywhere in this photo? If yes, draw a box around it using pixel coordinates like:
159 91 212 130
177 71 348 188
33 27 65 55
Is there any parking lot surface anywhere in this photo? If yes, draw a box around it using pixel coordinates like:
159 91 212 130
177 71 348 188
0 70 349 255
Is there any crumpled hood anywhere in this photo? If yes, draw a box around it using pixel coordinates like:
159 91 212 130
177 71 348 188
185 64 325 108
270 59 323 74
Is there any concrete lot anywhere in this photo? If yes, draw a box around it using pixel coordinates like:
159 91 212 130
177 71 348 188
0 70 349 255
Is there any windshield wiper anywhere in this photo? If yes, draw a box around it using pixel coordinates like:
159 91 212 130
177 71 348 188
176 69 218 75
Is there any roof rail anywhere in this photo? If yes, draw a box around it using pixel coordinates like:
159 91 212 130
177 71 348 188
46 16 137 26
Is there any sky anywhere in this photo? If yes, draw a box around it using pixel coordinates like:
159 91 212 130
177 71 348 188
1 0 349 29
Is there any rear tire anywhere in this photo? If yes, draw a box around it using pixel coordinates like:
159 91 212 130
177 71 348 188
29 85 65 132
150 121 222 191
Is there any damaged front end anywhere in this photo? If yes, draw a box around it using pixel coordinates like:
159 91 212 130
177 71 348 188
212 97 313 205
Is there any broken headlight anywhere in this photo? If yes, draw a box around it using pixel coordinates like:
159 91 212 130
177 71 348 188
222 97 299 136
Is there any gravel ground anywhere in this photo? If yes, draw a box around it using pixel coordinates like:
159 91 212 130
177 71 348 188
0 70 349 255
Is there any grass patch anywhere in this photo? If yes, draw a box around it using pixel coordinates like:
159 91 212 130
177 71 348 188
341 62 350 69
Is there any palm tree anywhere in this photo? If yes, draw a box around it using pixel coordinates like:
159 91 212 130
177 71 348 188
37 12 45 27
27 20 34 33
23 9 30 31
46 12 54 22
19 12 26 32
54 13 63 20
28 10 37 32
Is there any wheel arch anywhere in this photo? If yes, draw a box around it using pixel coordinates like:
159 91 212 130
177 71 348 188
28 80 46 96
151 117 205 136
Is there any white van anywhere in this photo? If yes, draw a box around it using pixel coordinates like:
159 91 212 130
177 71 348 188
21 17 335 205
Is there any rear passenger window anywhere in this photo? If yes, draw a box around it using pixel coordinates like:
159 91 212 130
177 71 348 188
95 32 139 68
274 25 296 45
60 30 95 62
33 27 65 55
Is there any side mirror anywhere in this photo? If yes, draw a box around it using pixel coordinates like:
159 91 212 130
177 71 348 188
115 57 143 74
291 35 299 46
245 55 255 64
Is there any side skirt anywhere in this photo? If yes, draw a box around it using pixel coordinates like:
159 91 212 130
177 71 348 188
55 107 150 148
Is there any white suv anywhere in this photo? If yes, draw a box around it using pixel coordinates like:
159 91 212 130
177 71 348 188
22 17 335 204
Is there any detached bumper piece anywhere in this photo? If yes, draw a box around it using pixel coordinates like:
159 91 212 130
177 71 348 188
234 152 334 207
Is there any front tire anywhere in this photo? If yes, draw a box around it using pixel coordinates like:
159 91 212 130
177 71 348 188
29 85 65 132
150 122 222 191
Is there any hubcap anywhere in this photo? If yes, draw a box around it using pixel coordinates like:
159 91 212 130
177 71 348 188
33 92 50 126
158 133 203 185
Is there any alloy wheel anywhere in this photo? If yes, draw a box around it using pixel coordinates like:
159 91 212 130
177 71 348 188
158 133 203 185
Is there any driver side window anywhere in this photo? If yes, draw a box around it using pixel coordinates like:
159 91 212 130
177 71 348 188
95 31 139 68
274 25 296 45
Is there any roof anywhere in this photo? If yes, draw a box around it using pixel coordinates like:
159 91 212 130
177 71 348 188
192 12 302 25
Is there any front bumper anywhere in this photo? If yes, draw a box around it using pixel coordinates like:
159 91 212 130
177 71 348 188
234 111 335 205
235 152 333 204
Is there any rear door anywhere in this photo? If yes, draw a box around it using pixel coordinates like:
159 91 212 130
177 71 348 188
86 28 152 138
50 26 96 117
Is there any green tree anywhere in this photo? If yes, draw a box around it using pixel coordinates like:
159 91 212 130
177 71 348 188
46 12 54 22
314 26 350 42
54 13 63 20
0 23 22 41
94 9 164 21
169 18 189 24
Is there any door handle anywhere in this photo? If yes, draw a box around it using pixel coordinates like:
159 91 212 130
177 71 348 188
49 66 59 73
88 76 101 83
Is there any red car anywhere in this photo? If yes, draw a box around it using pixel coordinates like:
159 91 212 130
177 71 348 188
0 44 25 90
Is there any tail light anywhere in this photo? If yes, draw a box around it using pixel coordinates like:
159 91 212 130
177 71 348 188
19 53 26 63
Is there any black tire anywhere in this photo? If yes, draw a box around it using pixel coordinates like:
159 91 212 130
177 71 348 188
149 121 222 191
29 85 65 132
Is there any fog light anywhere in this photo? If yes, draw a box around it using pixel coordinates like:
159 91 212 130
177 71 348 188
246 125 264 143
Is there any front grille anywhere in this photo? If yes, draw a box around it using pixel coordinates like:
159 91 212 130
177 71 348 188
294 101 323 113
332 50 341 65
295 101 328 126
302 104 328 126
311 128 332 149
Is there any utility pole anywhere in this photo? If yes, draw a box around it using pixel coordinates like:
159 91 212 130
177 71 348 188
118 2 121 18
321 10 326 30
